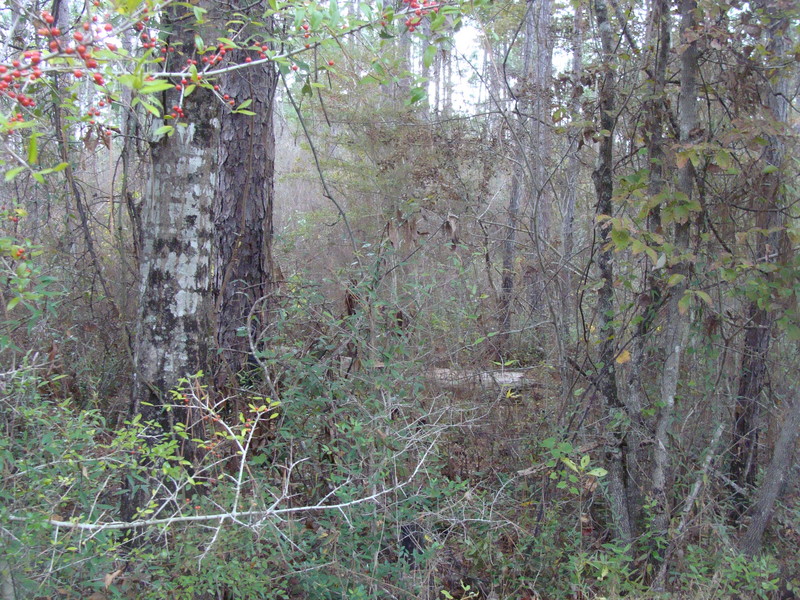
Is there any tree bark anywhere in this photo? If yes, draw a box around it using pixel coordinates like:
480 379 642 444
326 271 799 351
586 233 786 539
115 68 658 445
591 0 633 545
131 2 219 424
624 0 671 530
650 0 698 549
730 0 791 514
739 394 800 556
213 5 279 384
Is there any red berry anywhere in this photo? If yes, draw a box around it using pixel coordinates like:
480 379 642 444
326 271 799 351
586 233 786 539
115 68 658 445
74 32 84 41
104 23 113 31
291 64 298 71
328 60 334 66
73 69 83 77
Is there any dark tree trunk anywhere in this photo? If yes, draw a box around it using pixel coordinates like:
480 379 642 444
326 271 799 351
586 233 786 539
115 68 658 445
739 394 800 556
213 10 279 383
591 0 633 545
730 0 790 515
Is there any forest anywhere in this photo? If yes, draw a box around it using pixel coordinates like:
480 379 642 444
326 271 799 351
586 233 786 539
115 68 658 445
0 0 798 597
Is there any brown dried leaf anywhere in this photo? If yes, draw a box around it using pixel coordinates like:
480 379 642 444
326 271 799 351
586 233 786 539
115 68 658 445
103 569 123 590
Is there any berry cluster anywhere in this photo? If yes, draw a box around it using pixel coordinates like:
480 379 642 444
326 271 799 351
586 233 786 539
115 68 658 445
401 0 441 32
0 54 42 108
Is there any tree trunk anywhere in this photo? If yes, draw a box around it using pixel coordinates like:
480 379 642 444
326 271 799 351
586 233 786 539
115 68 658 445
557 4 582 405
591 0 633 545
529 0 553 244
739 393 800 556
213 7 279 384
623 0 671 530
650 0 698 549
730 0 790 515
131 2 219 424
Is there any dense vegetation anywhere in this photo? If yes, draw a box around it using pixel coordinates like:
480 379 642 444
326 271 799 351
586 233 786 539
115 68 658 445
1 0 798 598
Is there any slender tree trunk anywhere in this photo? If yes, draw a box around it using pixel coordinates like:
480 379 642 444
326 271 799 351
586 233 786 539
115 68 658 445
213 6 279 384
650 0 698 549
558 5 582 404
591 0 633 545
498 167 521 355
621 0 671 531
739 393 800 556
495 2 535 355
529 0 553 244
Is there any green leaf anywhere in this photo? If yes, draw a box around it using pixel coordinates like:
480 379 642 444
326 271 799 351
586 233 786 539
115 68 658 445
329 0 340 24
562 457 579 472
5 166 25 181
610 227 630 250
153 125 174 138
678 291 692 315
408 86 427 104
217 37 239 49
27 133 40 165
6 296 20 311
667 273 686 287
138 100 162 117
310 9 324 30
140 80 176 94
587 467 608 477
694 290 713 306
423 44 437 69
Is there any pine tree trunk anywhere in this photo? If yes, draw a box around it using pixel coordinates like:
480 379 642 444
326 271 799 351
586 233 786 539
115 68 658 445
213 9 279 383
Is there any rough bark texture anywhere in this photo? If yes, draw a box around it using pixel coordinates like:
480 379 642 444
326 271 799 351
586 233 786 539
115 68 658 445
591 0 632 545
498 167 521 353
557 5 582 405
730 1 790 513
739 395 800 556
650 0 697 546
213 11 279 383
131 2 219 424
623 0 670 521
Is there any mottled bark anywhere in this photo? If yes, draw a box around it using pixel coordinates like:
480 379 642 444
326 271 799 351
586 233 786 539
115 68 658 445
650 0 697 546
591 0 633 545
131 2 219 424
213 9 279 382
